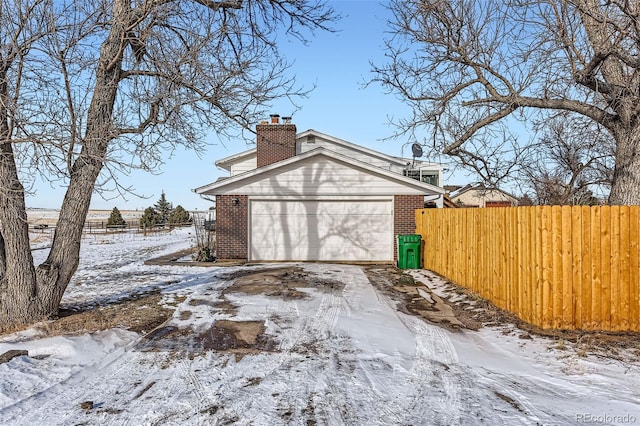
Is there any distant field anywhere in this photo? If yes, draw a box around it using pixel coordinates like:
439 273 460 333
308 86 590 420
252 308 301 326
27 208 144 226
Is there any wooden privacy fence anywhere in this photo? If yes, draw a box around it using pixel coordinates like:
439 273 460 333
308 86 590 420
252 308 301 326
415 206 640 331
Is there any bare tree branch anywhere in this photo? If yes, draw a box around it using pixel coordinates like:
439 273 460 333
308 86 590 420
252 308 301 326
374 0 640 204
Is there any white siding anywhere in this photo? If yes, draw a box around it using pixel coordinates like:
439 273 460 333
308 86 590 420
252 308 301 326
213 156 431 196
230 155 257 176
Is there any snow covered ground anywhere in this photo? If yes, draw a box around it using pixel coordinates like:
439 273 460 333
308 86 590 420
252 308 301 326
0 227 639 425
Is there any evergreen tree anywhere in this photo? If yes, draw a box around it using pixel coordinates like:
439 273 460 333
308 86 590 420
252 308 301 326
154 191 172 225
169 205 191 225
139 207 159 228
106 207 126 228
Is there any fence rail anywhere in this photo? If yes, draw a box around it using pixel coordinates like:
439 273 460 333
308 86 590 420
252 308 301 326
415 206 640 331
29 221 194 234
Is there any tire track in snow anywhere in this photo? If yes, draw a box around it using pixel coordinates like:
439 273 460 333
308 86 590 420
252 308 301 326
407 319 462 425
0 335 147 425
347 276 464 425
200 265 350 424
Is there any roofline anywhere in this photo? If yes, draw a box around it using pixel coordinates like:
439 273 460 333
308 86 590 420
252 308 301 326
214 129 448 171
194 147 445 195
214 147 257 170
297 129 411 167
450 183 518 200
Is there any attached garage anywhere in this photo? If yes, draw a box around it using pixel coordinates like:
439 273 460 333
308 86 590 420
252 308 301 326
250 198 393 261
194 147 444 261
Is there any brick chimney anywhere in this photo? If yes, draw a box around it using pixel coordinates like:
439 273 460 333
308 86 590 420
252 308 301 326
256 114 297 168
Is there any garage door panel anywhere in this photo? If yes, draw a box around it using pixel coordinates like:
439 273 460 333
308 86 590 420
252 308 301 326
250 200 393 261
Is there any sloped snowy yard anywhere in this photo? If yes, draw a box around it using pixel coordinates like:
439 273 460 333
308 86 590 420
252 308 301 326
0 227 639 425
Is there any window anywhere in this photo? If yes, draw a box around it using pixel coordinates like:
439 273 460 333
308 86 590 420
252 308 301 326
404 169 439 186
404 170 421 181
421 172 439 186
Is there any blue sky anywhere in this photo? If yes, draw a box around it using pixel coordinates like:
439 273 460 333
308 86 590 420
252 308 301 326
26 0 468 211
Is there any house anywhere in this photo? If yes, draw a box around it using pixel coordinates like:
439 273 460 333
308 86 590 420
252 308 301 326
448 183 518 208
194 115 445 262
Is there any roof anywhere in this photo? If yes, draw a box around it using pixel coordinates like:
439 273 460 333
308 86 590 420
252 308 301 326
215 148 256 171
449 183 518 201
214 129 447 174
194 147 445 196
297 129 411 167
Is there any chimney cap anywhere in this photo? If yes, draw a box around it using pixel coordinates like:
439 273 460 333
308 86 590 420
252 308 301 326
282 116 292 124
269 114 280 124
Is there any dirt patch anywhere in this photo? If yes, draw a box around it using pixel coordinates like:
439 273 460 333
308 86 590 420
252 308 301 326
363 266 480 332
223 268 310 299
34 292 174 336
197 320 276 361
135 319 277 361
494 391 524 412
222 267 345 300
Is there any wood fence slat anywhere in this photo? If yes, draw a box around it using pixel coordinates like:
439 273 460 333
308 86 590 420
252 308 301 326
581 206 592 329
496 208 505 307
510 207 518 311
480 210 486 302
572 206 583 329
630 207 640 331
611 206 621 330
522 207 532 322
541 206 553 328
532 207 541 325
601 206 612 330
619 206 630 330
561 206 574 329
591 207 602 328
552 206 563 329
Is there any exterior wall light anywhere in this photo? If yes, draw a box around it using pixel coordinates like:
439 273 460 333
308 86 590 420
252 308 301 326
232 197 239 206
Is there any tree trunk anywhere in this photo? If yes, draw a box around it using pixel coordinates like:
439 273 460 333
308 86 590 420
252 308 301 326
0 139 45 328
0 65 46 328
0 1 128 330
609 126 640 205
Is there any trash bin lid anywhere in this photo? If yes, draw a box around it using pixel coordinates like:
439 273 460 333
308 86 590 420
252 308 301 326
397 234 422 243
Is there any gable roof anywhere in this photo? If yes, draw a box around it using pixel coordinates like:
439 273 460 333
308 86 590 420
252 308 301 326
214 129 445 172
297 129 412 166
194 147 445 196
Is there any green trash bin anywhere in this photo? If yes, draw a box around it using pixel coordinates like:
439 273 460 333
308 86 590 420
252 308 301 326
397 234 422 269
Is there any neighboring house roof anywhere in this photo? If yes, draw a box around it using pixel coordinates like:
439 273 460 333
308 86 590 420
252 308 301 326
450 183 517 199
443 194 458 208
194 147 445 196
449 183 518 206
444 185 463 193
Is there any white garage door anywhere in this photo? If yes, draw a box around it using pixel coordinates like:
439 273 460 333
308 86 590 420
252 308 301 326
250 199 393 261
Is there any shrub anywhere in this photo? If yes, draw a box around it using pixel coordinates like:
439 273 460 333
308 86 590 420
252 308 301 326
139 207 159 228
169 205 191 225
106 207 126 228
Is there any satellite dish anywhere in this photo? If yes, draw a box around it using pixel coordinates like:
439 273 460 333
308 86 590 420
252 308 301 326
411 143 423 158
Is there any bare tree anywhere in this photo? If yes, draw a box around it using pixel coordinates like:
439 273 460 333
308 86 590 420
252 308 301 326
373 0 640 205
521 114 613 205
0 0 336 329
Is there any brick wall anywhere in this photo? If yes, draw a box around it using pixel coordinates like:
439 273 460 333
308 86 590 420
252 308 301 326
215 195 248 259
394 195 424 260
256 123 297 168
